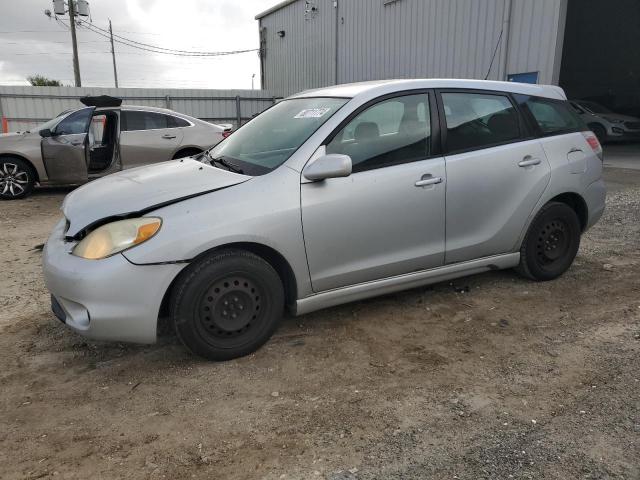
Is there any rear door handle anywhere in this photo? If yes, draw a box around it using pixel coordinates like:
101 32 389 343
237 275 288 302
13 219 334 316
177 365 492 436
415 175 443 187
161 134 176 139
518 157 541 167
70 140 83 146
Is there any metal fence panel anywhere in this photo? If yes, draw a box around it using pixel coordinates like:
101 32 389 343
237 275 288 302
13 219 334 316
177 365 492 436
0 86 280 133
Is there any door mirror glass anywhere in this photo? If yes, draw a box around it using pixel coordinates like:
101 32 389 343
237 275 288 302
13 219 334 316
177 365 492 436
39 128 54 138
303 154 352 181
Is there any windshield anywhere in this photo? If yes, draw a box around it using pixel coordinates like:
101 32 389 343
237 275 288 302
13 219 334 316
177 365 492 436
38 109 74 131
578 101 612 115
206 97 349 175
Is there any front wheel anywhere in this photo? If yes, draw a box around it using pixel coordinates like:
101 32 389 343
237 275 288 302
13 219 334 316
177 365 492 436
516 202 581 281
170 249 285 360
0 157 36 200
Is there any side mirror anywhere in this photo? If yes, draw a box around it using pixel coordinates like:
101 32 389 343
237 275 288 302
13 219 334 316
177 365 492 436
303 154 352 181
39 128 53 138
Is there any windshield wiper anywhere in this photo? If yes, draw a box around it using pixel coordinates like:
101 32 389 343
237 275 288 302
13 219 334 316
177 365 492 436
203 151 244 174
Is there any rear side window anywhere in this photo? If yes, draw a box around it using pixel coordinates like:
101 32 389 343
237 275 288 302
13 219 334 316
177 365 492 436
516 95 585 135
122 111 174 131
441 92 520 153
171 116 190 127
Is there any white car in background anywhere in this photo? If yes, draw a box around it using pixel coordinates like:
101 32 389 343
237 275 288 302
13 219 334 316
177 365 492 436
570 100 640 143
0 95 231 199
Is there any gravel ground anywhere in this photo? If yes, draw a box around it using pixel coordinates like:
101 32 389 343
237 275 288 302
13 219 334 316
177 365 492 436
0 169 638 480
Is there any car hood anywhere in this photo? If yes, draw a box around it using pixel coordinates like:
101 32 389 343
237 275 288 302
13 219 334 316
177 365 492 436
63 158 251 237
0 131 40 144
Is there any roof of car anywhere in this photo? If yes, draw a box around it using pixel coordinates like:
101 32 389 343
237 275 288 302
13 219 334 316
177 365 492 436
97 104 182 115
289 79 567 101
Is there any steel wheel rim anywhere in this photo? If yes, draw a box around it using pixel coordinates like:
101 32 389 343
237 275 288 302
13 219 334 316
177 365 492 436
535 219 569 266
0 163 29 197
197 274 265 345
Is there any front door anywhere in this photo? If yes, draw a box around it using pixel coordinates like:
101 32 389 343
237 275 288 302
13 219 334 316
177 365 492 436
438 90 551 264
119 110 183 168
41 106 95 184
301 92 446 292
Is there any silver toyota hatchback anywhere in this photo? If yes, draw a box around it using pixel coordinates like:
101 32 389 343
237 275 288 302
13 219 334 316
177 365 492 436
43 79 606 360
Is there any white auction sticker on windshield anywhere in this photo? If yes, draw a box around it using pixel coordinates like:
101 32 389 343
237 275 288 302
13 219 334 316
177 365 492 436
294 108 331 119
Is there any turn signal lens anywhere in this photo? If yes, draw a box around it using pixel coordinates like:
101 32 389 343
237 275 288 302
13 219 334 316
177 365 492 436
72 217 162 260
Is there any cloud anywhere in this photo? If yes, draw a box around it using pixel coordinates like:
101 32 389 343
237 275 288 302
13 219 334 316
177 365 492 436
0 0 276 89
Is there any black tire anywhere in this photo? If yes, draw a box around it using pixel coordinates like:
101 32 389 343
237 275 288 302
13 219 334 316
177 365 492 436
170 249 285 360
516 202 581 281
172 148 202 160
589 124 607 144
0 157 36 200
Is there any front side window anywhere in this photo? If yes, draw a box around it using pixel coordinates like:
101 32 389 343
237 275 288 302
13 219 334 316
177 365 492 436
442 92 520 152
326 94 431 172
518 96 585 135
54 107 93 135
122 111 174 131
206 97 348 175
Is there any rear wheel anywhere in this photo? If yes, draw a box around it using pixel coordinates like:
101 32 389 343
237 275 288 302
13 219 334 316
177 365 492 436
170 249 284 360
516 202 581 281
0 157 36 200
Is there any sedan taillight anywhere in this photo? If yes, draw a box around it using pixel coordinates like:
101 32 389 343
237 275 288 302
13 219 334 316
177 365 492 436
222 130 232 139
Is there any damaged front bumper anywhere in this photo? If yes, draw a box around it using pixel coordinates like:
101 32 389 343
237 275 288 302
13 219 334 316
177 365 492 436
43 219 186 344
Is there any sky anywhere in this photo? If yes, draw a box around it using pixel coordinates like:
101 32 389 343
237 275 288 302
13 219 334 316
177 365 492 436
0 0 277 90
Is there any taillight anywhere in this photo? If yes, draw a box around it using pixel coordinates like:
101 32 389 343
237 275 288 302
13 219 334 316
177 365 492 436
222 130 232 138
583 131 603 161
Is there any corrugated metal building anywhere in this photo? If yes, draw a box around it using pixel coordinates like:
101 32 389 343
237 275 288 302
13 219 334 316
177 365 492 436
255 0 640 117
256 0 567 97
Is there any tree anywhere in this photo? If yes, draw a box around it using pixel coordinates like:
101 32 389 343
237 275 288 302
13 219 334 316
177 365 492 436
27 75 63 86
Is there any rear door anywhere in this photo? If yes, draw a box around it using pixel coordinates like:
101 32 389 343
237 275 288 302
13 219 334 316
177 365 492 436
41 107 95 184
119 110 184 168
438 90 551 264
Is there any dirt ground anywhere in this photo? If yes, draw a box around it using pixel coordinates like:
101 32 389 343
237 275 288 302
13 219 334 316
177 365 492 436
1 168 639 480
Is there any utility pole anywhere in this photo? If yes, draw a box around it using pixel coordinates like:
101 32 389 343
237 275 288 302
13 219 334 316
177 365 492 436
68 0 81 86
108 19 118 87
251 73 255 90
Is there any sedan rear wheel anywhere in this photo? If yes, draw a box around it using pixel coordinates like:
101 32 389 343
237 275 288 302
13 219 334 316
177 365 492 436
170 249 284 360
0 158 35 200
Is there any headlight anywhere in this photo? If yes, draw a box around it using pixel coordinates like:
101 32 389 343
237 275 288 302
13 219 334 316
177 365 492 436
72 217 162 260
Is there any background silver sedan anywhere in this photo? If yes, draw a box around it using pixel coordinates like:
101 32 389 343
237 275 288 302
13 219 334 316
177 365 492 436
0 96 229 199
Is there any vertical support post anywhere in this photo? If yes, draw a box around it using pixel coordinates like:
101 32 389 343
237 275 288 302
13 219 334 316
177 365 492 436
68 0 82 87
165 95 171 109
109 19 118 88
235 95 242 128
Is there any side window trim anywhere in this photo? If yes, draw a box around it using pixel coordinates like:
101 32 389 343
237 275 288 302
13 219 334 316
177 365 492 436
321 89 441 172
170 115 194 128
435 88 529 156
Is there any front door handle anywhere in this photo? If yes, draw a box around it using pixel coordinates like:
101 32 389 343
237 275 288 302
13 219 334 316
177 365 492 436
70 140 83 146
518 157 541 167
415 175 443 187
161 134 177 139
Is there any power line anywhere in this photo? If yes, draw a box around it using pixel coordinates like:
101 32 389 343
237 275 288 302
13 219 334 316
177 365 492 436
75 20 258 57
